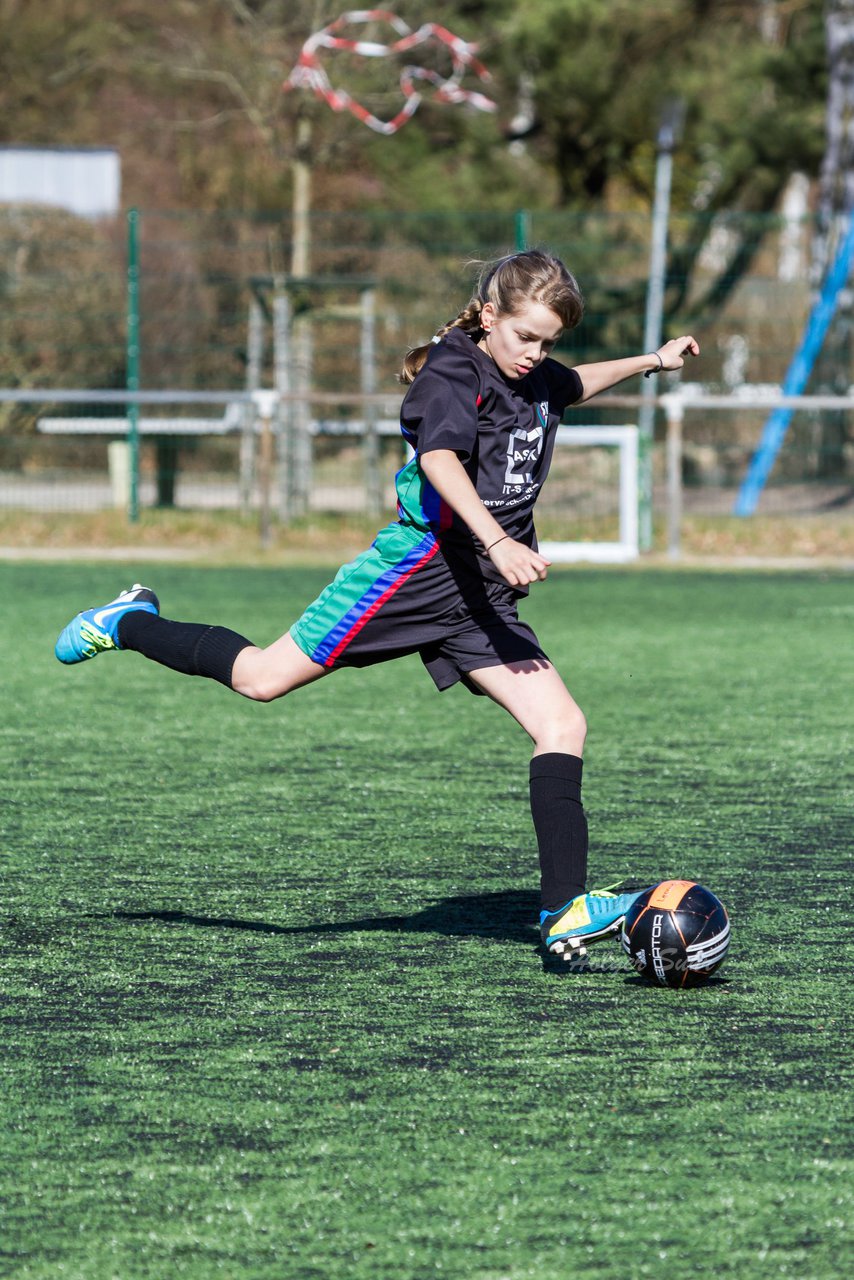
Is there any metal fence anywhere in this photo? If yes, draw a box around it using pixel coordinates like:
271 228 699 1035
4 386 852 562
0 388 636 549
1 206 852 541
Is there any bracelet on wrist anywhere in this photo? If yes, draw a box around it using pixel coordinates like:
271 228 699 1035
643 351 664 379
485 534 510 553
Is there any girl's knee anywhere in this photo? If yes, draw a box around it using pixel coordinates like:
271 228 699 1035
572 704 588 744
563 703 588 751
230 638 325 702
230 650 286 702
231 673 284 702
536 701 587 755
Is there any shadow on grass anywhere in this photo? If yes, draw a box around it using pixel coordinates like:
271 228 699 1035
621 973 731 989
110 889 541 946
108 899 733 983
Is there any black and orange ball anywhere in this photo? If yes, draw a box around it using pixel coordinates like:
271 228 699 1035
620 880 730 988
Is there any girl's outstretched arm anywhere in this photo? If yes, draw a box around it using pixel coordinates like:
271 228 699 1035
419 448 550 588
573 335 699 402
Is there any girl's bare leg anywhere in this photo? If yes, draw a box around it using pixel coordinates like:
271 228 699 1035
466 660 587 757
231 632 328 702
468 659 590 919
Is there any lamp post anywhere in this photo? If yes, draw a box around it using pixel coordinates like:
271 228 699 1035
639 100 684 551
126 207 140 524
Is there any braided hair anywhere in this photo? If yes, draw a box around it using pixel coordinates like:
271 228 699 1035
398 249 583 385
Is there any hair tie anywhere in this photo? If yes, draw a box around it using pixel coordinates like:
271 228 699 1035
643 351 664 378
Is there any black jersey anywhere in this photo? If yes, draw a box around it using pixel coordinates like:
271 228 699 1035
395 326 583 582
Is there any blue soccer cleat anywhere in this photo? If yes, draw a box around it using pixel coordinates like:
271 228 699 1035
540 885 647 963
55 583 159 665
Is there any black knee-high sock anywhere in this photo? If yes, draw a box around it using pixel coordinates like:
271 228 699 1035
117 612 253 688
530 752 588 912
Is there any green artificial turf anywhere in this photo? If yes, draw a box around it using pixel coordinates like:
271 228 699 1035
1 562 852 1279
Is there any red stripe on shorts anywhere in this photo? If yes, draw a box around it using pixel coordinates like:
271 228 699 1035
323 540 441 667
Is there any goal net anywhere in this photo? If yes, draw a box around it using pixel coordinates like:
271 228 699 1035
537 425 639 563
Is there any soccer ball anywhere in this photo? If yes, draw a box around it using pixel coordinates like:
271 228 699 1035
620 880 730 988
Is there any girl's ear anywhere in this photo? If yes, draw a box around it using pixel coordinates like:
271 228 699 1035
480 301 496 333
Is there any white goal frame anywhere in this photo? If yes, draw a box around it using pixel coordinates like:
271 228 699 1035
538 425 639 564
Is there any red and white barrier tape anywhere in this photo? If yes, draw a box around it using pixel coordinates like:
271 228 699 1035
284 9 496 135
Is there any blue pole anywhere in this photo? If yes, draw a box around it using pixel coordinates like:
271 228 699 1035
734 210 854 516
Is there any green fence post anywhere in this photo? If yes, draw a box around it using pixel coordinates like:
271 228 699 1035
515 210 531 251
126 207 140 523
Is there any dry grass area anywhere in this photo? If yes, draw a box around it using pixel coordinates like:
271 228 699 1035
0 509 378 565
0 507 852 566
666 513 854 562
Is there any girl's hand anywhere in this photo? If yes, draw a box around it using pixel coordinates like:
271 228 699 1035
487 537 551 587
657 335 700 371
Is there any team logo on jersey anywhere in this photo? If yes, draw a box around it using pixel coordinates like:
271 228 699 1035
504 425 544 487
504 401 549 489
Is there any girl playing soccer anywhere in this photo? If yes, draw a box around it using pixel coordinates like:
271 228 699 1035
56 250 698 965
